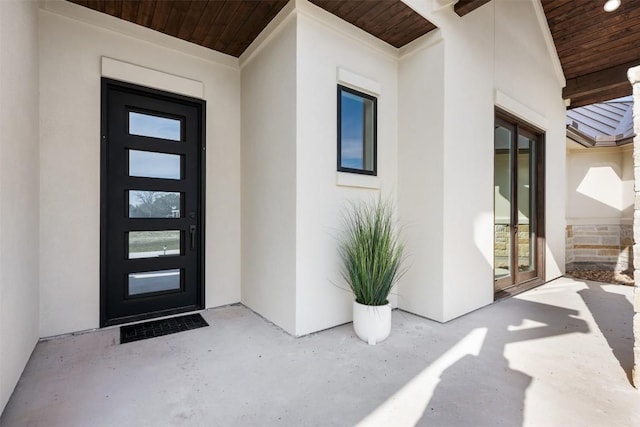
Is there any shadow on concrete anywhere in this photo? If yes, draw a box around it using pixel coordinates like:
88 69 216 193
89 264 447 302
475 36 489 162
578 282 634 384
8 280 638 427
417 298 590 427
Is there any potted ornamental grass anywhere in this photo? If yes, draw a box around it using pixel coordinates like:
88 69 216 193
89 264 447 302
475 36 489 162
339 197 406 345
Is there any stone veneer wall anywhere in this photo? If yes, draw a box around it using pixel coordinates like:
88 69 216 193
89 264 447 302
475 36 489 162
628 65 640 388
495 223 531 269
565 223 633 271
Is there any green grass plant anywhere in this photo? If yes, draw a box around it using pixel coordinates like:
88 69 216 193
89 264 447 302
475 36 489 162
339 197 405 306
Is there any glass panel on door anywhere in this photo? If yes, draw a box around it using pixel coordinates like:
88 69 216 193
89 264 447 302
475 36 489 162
518 135 535 274
129 112 182 141
128 190 182 218
128 230 181 259
129 150 182 180
494 124 512 282
128 269 182 296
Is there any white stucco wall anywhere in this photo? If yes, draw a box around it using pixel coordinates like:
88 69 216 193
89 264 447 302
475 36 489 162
0 0 40 412
295 5 399 335
241 14 298 335
566 144 633 223
38 2 241 337
247 0 567 331
9 0 568 346
397 35 446 320
438 4 496 321
240 3 401 336
402 0 566 321
565 143 633 269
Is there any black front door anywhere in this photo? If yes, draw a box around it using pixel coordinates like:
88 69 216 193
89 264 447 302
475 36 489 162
101 79 205 326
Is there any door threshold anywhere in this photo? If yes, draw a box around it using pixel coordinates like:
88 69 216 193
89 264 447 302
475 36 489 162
102 304 202 328
494 278 544 301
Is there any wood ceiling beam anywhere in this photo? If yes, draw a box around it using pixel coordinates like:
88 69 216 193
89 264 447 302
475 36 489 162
568 85 633 109
454 0 491 17
563 60 639 107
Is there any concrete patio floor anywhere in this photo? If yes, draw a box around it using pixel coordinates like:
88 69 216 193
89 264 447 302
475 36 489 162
1 277 639 426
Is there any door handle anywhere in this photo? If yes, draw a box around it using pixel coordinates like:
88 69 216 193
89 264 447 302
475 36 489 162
190 225 196 250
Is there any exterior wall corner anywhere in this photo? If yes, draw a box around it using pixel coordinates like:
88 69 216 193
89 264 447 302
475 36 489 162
627 65 640 387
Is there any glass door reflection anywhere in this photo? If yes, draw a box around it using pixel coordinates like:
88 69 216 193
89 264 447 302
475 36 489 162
494 123 513 286
494 114 542 293
516 132 537 282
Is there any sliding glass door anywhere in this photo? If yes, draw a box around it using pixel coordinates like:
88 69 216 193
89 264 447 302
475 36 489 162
494 113 544 293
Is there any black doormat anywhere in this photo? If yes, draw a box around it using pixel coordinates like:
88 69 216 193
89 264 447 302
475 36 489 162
120 313 209 344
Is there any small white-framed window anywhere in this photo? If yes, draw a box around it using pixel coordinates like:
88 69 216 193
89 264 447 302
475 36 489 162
337 85 377 175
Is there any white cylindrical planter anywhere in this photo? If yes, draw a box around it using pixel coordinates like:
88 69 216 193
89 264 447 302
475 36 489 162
352 301 391 345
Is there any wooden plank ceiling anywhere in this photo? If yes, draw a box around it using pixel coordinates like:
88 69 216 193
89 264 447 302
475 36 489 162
457 0 640 109
68 0 437 56
68 0 290 57
68 0 640 108
542 0 640 108
454 0 491 17
308 1 436 48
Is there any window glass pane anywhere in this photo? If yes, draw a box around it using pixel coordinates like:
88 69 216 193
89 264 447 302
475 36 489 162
128 230 181 259
494 125 512 282
517 135 535 273
128 269 181 296
129 112 181 141
341 92 365 169
129 191 181 218
363 99 375 171
339 87 376 173
129 150 181 180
